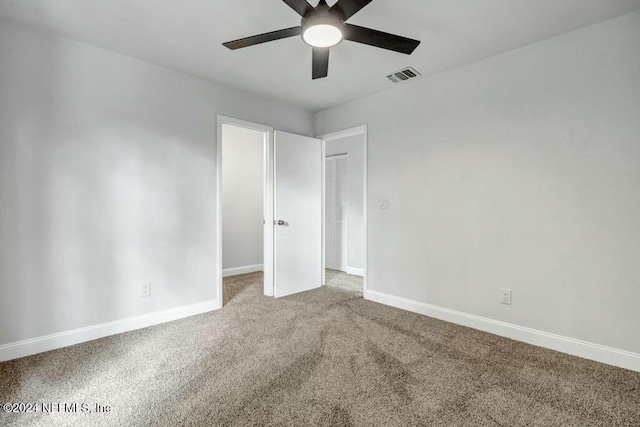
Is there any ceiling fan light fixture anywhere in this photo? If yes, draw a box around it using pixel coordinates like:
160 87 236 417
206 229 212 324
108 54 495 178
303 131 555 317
302 24 343 48
222 0 421 79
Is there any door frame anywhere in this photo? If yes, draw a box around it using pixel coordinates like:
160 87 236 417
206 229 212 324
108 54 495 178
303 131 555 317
216 115 275 308
318 125 368 292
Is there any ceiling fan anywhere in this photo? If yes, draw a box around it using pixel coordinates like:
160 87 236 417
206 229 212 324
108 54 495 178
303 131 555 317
222 0 421 79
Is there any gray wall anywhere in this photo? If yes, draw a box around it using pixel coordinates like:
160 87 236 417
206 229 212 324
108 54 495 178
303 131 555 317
0 19 313 345
316 12 640 353
326 135 364 271
222 125 264 270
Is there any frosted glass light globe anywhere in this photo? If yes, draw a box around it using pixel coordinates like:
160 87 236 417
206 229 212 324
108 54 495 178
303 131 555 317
302 24 343 48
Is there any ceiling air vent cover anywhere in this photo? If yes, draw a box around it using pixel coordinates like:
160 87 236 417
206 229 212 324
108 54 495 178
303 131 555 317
386 67 422 84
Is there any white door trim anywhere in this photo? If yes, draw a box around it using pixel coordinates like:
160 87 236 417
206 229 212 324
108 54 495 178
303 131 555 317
318 125 368 292
217 115 275 307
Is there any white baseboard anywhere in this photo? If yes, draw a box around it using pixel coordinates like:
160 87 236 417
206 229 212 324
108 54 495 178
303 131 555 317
0 299 219 363
223 264 264 277
345 267 364 277
364 289 640 372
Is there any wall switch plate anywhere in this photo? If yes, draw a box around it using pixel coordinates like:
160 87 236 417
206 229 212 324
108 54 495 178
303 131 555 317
500 288 511 305
140 282 151 297
378 199 389 209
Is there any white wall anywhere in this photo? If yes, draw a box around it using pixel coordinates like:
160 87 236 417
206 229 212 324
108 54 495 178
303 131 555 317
222 125 264 270
0 19 313 346
325 135 364 271
316 12 640 355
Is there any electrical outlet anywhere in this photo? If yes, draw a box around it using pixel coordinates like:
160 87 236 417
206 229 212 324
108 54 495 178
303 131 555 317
140 282 151 297
500 288 511 305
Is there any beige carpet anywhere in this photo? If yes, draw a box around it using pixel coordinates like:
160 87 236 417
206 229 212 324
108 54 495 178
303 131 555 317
324 269 363 293
1 272 639 426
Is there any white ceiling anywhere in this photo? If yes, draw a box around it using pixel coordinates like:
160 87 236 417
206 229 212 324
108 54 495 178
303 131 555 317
1 0 639 111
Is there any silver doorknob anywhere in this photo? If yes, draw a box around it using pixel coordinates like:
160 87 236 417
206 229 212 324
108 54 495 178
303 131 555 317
277 220 285 226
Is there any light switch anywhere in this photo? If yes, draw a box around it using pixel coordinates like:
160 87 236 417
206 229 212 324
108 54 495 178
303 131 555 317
378 199 389 209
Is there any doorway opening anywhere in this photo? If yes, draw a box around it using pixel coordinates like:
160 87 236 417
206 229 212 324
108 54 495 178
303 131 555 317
217 116 274 307
321 126 367 293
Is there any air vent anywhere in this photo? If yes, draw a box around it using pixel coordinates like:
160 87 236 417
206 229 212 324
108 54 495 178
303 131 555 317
386 67 422 84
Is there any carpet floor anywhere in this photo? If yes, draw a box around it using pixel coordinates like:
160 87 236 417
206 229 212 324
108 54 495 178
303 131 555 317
1 272 639 426
324 269 363 293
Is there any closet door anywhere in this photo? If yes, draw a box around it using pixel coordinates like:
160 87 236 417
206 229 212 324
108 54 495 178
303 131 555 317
325 155 348 272
325 158 335 270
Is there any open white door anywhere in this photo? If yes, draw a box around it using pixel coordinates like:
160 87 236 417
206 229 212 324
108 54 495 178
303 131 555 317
274 131 322 298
